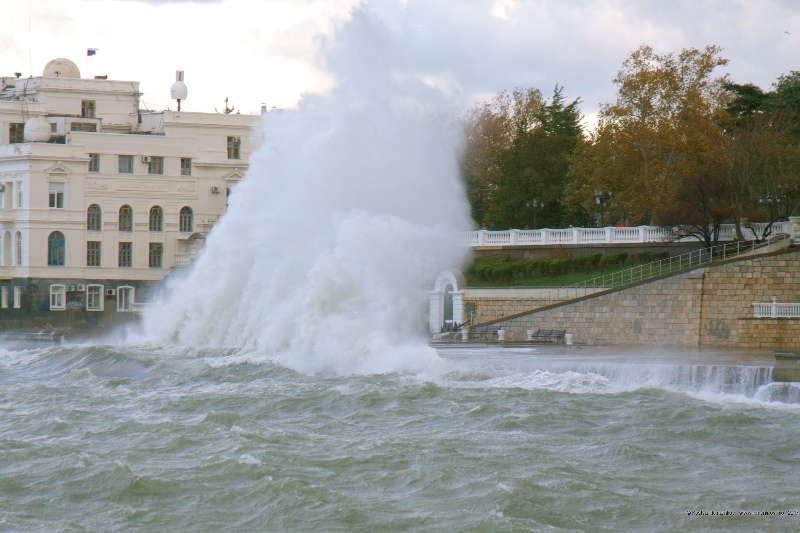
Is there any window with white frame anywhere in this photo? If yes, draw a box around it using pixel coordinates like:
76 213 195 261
13 286 21 309
149 206 163 232
48 231 65 266
1 286 7 308
50 284 66 310
89 154 100 173
117 286 134 312
16 181 22 208
149 242 163 268
179 206 193 233
86 284 104 311
118 155 133 174
118 241 132 267
227 136 241 159
81 100 96 118
16 231 21 266
87 204 102 231
70 122 97 132
119 205 133 232
87 241 101 267
49 182 64 209
9 123 24 143
148 156 164 175
180 158 192 176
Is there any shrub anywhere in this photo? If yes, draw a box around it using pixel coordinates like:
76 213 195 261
604 252 628 267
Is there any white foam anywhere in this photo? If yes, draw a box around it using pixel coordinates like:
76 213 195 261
143 5 470 375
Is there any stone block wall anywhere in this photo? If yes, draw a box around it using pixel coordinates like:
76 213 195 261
699 254 800 348
470 248 800 349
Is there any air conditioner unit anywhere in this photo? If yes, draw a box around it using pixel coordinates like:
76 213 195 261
67 285 76 292
77 284 86 292
211 186 220 194
142 156 152 163
106 288 116 296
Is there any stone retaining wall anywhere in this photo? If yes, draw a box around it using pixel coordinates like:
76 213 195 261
465 248 800 349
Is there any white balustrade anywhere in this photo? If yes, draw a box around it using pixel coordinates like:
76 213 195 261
752 298 800 318
462 222 792 248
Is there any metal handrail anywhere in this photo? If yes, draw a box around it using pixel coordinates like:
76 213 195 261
545 240 768 303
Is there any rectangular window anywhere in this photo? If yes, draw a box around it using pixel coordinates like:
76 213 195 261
16 233 21 266
87 241 101 267
89 154 100 173
117 286 134 312
81 100 96 118
70 122 97 132
13 286 21 308
181 158 192 176
1 286 7 309
16 182 23 208
118 155 133 174
148 156 164 175
227 136 241 159
86 285 103 311
149 242 163 268
50 285 65 310
9 123 24 143
118 241 132 267
49 183 64 209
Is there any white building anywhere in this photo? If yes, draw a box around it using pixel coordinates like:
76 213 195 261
0 58 259 329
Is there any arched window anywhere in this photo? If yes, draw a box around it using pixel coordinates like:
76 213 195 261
179 206 193 233
119 205 133 232
48 231 65 266
149 206 163 232
87 204 102 231
15 231 21 266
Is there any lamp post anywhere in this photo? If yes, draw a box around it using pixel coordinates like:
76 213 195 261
594 190 612 227
526 199 544 229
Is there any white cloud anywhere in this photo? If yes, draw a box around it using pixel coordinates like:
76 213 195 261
2 0 799 119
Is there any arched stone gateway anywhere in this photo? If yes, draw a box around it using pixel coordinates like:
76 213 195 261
429 270 466 335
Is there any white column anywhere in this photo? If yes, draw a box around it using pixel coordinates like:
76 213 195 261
451 291 464 326
789 216 800 244
428 291 444 335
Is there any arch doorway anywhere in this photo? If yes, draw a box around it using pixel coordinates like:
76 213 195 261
429 270 466 335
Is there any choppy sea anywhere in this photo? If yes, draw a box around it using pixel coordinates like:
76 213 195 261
2 343 799 531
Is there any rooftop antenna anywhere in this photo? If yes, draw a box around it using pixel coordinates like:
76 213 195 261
171 70 187 111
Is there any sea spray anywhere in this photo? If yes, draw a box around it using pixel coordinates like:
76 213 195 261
143 5 471 373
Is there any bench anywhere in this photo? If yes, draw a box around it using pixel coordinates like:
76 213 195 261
527 329 566 344
470 325 503 341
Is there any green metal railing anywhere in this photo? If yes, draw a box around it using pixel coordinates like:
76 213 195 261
546 239 773 303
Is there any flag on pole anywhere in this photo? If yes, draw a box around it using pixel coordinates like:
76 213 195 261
87 48 98 56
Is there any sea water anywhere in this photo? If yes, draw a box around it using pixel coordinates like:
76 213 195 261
5 5 800 531
2 344 800 531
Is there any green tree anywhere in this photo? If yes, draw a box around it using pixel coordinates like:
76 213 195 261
566 44 729 225
462 85 583 229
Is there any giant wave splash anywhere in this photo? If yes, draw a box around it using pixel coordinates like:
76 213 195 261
143 6 471 374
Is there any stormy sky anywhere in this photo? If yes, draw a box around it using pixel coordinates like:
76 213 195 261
2 0 798 126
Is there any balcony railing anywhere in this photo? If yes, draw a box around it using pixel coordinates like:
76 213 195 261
461 222 790 247
753 298 800 318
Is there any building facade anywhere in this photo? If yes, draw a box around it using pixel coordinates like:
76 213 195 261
0 58 258 330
